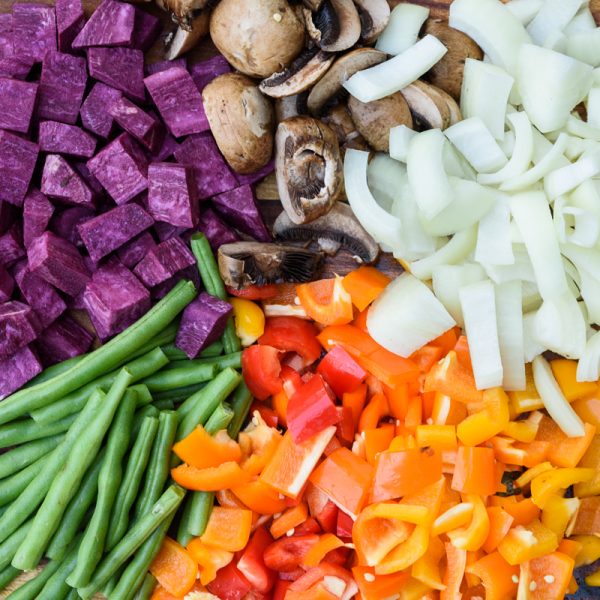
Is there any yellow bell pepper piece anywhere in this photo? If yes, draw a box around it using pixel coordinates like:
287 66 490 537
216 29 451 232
541 495 580 538
501 411 543 443
572 535 600 567
229 298 265 347
531 467 595 509
400 577 435 600
447 495 490 552
457 388 510 446
508 364 543 415
431 502 474 537
375 525 430 575
586 567 600 587
370 503 430 526
574 435 600 498
551 358 598 401
515 462 554 489
497 519 558 566
411 537 445 591
415 424 457 450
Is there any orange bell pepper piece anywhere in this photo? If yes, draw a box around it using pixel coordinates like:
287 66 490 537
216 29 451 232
270 503 308 539
149 537 198 597
501 410 543 443
432 502 474 537
574 435 600 498
431 393 467 426
285 583 339 600
518 551 575 600
447 494 490 552
550 358 598 401
272 390 289 428
457 388 510 446
342 267 390 312
411 536 446 591
451 446 497 496
384 383 409 419
374 524 430 575
515 462 554 489
302 533 345 567
171 461 251 492
572 395 600 429
465 551 518 600
231 479 287 515
440 542 467 600
342 383 367 431
490 497 540 527
541 495 580 538
410 345 444 373
490 436 551 469
416 424 458 451
317 324 379 356
531 467 595 509
296 277 354 326
199 506 253 552
215 489 247 509
150 585 180 600
571 496 600 536
238 417 282 476
431 327 460 355
173 426 242 469
352 567 410 600
358 393 389 433
358 349 420 388
363 425 395 464
535 414 596 468
453 334 472 369
482 507 514 553
400 477 446 524
424 351 482 405
186 538 234 585
368 502 430 526
497 519 558 565
404 395 423 432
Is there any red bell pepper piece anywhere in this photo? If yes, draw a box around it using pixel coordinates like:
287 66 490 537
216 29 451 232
226 284 279 300
317 345 367 398
237 526 277 593
242 345 282 400
281 365 303 398
259 317 322 364
206 562 252 600
289 564 357 596
306 484 339 533
337 509 354 541
335 406 355 445
295 517 322 535
273 579 293 600
263 535 320 572
249 402 279 428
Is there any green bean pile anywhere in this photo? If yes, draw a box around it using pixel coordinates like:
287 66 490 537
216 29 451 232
0 234 253 600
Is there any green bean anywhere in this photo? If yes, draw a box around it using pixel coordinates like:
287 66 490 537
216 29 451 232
131 322 179 360
38 535 82 600
133 573 157 600
24 354 86 388
31 348 169 425
0 434 63 479
0 413 76 449
141 362 217 393
105 416 159 551
187 491 214 537
162 352 242 372
0 564 20 589
152 383 205 405
204 402 234 434
78 485 185 600
227 381 253 439
152 399 174 411
0 521 32 572
134 411 178 520
131 384 153 408
67 391 137 588
13 369 133 570
0 453 51 506
132 406 160 439
0 280 196 426
6 556 62 600
176 495 194 547
66 589 80 600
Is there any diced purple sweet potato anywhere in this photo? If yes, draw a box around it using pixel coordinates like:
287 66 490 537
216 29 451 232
212 185 271 242
73 0 134 49
55 0 85 53
0 345 42 400
131 9 161 52
197 206 240 251
151 264 200 300
80 82 122 139
190 55 231 92
0 14 12 58
86 133 148 205
0 14 32 80
23 189 54 248
14 261 67 328
153 221 188 242
234 159 275 187
147 162 198 228
0 265 13 303
0 300 39 359
78 203 154 262
12 3 56 63
0 201 16 235
38 51 87 125
0 225 25 267
36 315 93 365
0 56 32 80
39 121 97 158
50 206 94 247
83 259 150 339
28 231 90 296
0 130 39 207
134 236 195 288
174 133 238 199
144 67 209 137
146 58 186 77
41 154 95 208
152 137 179 166
109 97 164 152
0 78 38 134
175 292 232 358
117 230 156 269
87 47 145 103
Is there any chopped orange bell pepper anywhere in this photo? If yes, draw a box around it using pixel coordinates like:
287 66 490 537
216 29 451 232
431 327 460 355
296 277 354 326
571 496 600 536
358 349 420 388
497 519 558 566
272 390 289 428
447 494 490 552
482 507 514 553
363 425 395 464
411 536 446 591
531 467 595 509
572 395 600 429
302 533 345 567
457 388 510 446
317 324 379 356
440 542 467 600
400 477 445 524
535 414 596 468
490 436 550 468
352 567 411 600
466 551 518 600
410 345 444 373
404 395 423 432
490 497 540 527
238 415 282 476
285 583 339 600
424 351 482 405
342 383 367 431
171 461 251 492
508 364 543 415
432 502 474 536
416 425 457 451
149 537 198 597
541 495 580 538
186 538 234 585
453 334 472 368
173 426 242 470
431 393 468 426
451 446 496 496
270 503 308 539
572 535 600 567
374 524 430 575
358 393 389 433
200 507 253 552
369 502 430 525
519 551 575 600
231 479 287 515
342 267 390 312
550 359 597 401
383 383 409 420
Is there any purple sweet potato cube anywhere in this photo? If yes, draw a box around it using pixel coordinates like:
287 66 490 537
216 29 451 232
0 14 32 80
175 292 232 358
0 265 13 303
87 47 145 103
144 67 209 137
0 224 25 267
153 221 188 242
38 51 87 125
0 345 42 400
73 162 104 201
12 3 56 63
146 58 186 77
0 300 40 359
23 189 54 248
36 315 93 365
55 0 85 53
78 203 154 262
190 55 231 92
0 55 32 80
83 259 150 339
234 159 275 187
0 14 12 58
174 133 238 199
131 9 161 52
41 154 95 208
117 231 156 269
39 121 97 159
0 130 39 207
147 162 198 228
14 261 67 328
197 206 240 251
80 82 122 139
86 133 148 205
73 0 134 49
28 231 90 296
0 201 16 235
151 133 179 162
0 78 38 134
212 185 271 242
134 236 195 288
50 206 94 247
109 97 164 152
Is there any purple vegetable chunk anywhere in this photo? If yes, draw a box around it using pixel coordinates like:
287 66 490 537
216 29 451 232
0 225 25 267
23 189 54 248
212 185 271 242
0 300 39 359
39 121 97 158
174 133 238 200
12 3 56 64
55 0 85 53
0 14 32 80
36 315 93 365
0 201 16 235
190 55 231 92
38 51 87 125
234 159 275 187
87 47 145 103
73 162 104 203
78 203 154 262
176 292 232 358
73 0 134 49
80 82 122 139
41 154 95 208
0 130 39 207
151 133 179 162
0 78 38 134
153 221 188 242
144 67 208 137
0 14 12 58
151 264 200 300
197 206 240 251
86 133 148 205
131 9 161 52
50 206 94 247
146 58 186 77
83 258 150 339
0 345 42 400
117 230 156 269
0 265 13 303
109 97 164 152
28 231 89 296
134 236 195 288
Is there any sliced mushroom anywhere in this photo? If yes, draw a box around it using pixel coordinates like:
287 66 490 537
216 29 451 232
156 0 211 28
276 116 343 224
322 104 368 151
275 93 308 121
164 12 210 59
352 0 390 44
303 0 324 9
400 80 452 131
273 201 380 264
303 0 361 53
218 242 323 288
307 47 386 115
260 49 335 98
348 92 413 152
435 85 463 125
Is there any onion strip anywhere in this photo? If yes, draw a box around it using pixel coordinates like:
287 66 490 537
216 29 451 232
375 3 429 56
577 330 600 382
496 280 526 390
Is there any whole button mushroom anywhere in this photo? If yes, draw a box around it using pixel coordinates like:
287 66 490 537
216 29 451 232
209 0 306 79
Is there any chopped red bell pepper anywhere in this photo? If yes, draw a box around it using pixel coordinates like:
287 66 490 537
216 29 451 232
306 484 339 533
289 563 356 594
273 579 293 600
263 534 320 572
295 517 322 535
226 284 279 300
206 561 252 600
242 345 282 400
337 509 354 541
335 406 355 445
250 402 279 428
281 365 303 398
317 345 367 398
259 317 322 364
237 526 277 594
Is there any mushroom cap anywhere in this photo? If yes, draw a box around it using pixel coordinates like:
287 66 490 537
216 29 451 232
303 0 361 53
203 73 275 174
165 12 210 60
275 116 343 225
157 0 210 27
400 80 454 131
322 103 368 151
210 0 306 78
353 0 390 44
275 93 309 122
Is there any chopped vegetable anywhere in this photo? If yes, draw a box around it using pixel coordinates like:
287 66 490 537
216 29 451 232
134 237 195 289
72 0 135 49
12 3 56 64
55 0 85 53
147 163 198 228
36 316 93 366
87 47 145 103
109 97 164 153
0 77 37 134
41 154 95 208
80 82 122 139
0 130 39 207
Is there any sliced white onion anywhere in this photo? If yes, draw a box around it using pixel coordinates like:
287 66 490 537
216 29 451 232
563 135 599 161
483 244 536 284
532 355 585 437
343 35 447 103
576 330 600 381
566 114 600 141
542 30 568 53
505 0 543 26
375 3 429 56
526 0 585 46
576 267 600 325
586 87 600 128
570 179 600 218
443 143 476 180
367 273 456 358
523 311 546 362
564 7 597 35
499 129 516 155
566 29 600 67
475 197 515 265
496 280 526 390
522 281 543 313
554 200 600 248
367 152 407 212
544 151 600 199
389 124 417 163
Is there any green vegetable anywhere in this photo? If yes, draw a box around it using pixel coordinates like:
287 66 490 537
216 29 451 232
152 398 175 411
161 339 223 361
130 384 154 408
176 496 194 547
24 354 86 388
37 536 82 600
141 362 217 393
0 522 32 572
132 406 160 439
0 564 20 590
133 573 157 600
187 491 214 538
0 413 76 448
0 454 51 507
161 351 241 372
204 402 234 434
131 322 179 360
227 381 253 439
152 383 205 405
0 434 63 479
6 556 62 600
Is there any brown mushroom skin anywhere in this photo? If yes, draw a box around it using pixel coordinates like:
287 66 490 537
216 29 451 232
322 104 369 152
203 73 275 174
348 92 413 152
424 19 483 101
210 0 306 78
